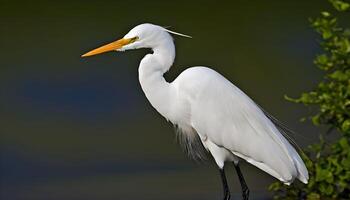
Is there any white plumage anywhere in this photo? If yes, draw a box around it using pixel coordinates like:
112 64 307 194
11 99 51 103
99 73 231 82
174 67 308 184
82 23 309 199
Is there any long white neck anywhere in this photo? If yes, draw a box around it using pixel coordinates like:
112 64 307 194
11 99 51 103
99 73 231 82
138 35 176 121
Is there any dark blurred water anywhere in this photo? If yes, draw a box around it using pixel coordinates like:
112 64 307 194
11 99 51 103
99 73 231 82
0 0 342 199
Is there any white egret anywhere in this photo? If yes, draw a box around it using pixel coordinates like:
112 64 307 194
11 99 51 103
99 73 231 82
82 23 308 200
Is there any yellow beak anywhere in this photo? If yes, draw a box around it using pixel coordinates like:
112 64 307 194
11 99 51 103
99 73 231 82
81 38 133 57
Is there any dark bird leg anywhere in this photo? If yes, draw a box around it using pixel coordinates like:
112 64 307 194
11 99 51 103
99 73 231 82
219 168 231 200
234 163 250 200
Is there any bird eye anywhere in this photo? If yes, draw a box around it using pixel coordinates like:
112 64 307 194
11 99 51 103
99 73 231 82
130 36 139 43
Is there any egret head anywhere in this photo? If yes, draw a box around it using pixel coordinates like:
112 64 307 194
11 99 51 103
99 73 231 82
82 23 191 57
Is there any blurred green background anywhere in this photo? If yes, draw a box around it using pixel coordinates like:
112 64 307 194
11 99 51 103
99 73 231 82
0 0 338 199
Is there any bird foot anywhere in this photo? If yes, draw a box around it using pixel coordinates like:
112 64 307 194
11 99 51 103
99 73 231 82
223 193 231 200
242 188 249 200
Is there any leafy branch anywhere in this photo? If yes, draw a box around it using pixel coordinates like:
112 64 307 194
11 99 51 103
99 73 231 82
270 0 350 199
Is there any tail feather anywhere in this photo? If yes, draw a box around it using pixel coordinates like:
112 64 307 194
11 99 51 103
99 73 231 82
293 154 309 183
259 106 309 184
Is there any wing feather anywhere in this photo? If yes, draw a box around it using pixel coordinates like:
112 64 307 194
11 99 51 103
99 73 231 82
176 67 308 183
258 106 305 155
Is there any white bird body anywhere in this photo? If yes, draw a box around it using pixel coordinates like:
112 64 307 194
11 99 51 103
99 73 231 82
82 23 309 199
178 67 308 184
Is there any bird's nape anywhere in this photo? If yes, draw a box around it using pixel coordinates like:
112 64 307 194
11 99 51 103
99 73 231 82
163 28 193 38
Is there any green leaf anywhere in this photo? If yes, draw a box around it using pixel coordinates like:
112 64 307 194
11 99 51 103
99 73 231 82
316 165 333 182
338 180 348 191
307 193 321 200
312 116 321 126
322 30 333 39
268 182 282 191
321 11 331 17
339 137 349 149
315 54 328 65
341 156 350 169
329 70 349 81
319 183 334 195
330 0 350 11
341 120 350 132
